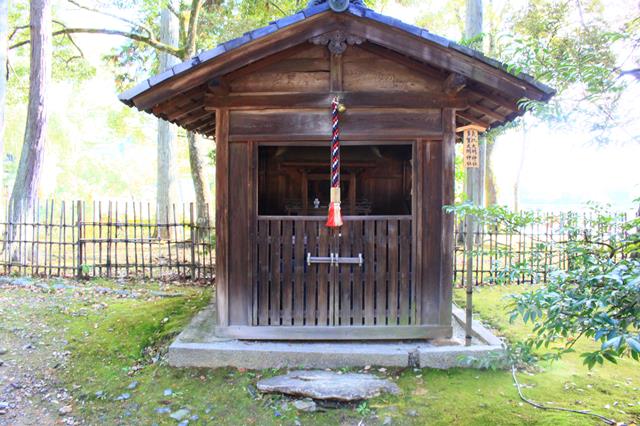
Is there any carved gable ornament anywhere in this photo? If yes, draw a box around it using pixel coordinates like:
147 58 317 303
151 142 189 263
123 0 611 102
307 0 367 8
309 31 365 55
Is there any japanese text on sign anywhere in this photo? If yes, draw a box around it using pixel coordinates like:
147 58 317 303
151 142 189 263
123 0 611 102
463 129 479 168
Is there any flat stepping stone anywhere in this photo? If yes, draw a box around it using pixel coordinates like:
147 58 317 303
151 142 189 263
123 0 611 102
256 370 400 401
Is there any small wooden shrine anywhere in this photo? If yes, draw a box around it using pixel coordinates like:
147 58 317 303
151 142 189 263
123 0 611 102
120 0 553 341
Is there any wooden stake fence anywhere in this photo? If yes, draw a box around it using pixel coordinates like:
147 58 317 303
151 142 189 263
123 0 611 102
0 199 629 285
453 210 629 286
0 200 214 280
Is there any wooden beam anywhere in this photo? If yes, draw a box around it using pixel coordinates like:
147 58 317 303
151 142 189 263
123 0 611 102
456 110 491 128
200 127 216 137
164 103 206 122
229 109 443 139
214 325 452 340
464 86 519 112
468 103 506 121
154 86 205 116
443 73 466 96
191 117 215 132
207 77 230 95
205 91 468 109
185 116 213 133
182 111 213 127
229 133 442 142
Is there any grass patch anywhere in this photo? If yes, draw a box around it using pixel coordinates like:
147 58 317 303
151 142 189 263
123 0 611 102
3 280 639 425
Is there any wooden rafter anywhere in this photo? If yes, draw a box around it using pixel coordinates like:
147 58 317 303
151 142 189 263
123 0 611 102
165 103 206 122
457 110 491 129
467 103 505 121
464 86 519 112
182 112 212 127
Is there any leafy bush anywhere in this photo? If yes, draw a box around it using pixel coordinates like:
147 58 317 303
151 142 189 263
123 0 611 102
458 342 539 371
448 200 640 368
511 203 639 368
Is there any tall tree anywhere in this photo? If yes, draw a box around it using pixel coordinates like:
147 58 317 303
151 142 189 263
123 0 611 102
9 0 50 231
156 6 179 238
9 0 303 235
0 0 7 199
464 0 485 207
182 0 211 233
464 0 482 40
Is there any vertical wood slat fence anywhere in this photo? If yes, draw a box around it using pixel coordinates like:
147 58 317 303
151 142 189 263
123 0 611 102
255 217 415 327
0 200 215 279
0 200 630 286
453 210 630 286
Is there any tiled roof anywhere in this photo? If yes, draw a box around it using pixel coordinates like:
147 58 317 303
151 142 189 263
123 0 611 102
118 2 554 105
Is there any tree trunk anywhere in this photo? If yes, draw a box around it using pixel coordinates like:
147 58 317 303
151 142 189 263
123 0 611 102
464 0 484 206
187 131 211 239
465 0 483 41
180 0 210 241
485 138 497 205
8 0 51 257
514 119 527 212
156 7 180 238
0 0 8 200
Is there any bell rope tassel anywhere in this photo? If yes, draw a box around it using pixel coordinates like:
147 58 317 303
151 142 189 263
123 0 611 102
326 97 343 228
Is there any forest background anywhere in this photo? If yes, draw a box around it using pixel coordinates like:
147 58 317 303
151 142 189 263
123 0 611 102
3 0 640 213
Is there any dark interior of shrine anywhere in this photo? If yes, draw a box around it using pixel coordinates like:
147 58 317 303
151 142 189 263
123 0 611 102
258 145 413 216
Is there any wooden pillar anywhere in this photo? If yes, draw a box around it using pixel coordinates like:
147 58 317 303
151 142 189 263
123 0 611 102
227 139 253 325
440 108 455 329
416 109 454 334
215 108 229 327
419 138 442 326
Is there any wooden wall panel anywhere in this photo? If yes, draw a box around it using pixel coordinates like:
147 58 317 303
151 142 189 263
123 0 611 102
230 70 330 93
230 45 330 93
227 141 252 325
343 46 443 93
230 109 442 140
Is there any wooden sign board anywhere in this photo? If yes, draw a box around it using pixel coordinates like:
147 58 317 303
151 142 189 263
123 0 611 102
463 128 479 168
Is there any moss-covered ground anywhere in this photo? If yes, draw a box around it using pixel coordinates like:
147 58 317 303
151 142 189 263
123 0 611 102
1 279 639 425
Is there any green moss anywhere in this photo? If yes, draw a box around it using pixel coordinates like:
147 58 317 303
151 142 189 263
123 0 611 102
4 281 639 425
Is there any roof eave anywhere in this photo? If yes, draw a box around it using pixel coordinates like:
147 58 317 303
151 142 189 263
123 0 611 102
119 4 553 108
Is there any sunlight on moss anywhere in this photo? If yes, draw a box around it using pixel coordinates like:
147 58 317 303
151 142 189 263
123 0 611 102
10 281 637 425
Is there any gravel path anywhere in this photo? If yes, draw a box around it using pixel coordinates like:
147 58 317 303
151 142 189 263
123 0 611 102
0 277 190 425
0 282 76 425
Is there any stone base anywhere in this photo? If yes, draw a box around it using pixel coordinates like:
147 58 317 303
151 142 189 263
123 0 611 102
168 305 504 370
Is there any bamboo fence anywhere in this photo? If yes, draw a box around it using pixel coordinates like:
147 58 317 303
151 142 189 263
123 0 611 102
0 200 214 280
0 199 630 285
453 210 629 286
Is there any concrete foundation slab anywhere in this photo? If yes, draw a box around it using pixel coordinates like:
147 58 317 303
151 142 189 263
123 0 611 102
168 304 504 370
